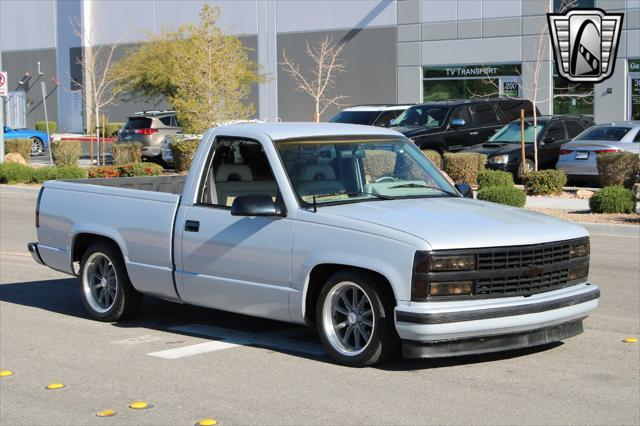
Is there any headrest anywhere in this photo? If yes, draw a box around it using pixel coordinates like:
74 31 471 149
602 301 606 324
299 164 337 181
215 164 253 182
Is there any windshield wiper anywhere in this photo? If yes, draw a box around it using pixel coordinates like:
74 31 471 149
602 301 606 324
388 183 458 197
312 191 394 201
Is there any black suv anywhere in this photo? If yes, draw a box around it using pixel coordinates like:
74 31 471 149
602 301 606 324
462 115 595 178
390 99 538 153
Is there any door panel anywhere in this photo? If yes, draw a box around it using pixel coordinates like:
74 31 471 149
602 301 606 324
472 103 503 144
445 106 476 150
539 121 568 168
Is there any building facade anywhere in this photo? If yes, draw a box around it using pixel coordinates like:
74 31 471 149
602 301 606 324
1 0 638 132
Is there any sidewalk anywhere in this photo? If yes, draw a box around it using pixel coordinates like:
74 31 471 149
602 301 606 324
525 196 590 210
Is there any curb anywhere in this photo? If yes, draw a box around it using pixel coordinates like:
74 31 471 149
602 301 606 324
581 222 640 238
0 184 42 193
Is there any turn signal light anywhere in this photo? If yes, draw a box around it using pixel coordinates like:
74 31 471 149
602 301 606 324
568 265 589 283
430 281 474 297
559 149 572 155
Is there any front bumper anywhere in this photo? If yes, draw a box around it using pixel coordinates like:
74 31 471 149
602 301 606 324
27 242 45 265
395 283 599 358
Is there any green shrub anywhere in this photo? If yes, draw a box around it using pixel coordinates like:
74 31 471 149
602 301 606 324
422 149 443 168
596 152 640 189
111 142 142 165
102 122 125 138
31 166 87 183
5 139 32 160
363 149 396 179
170 139 200 172
35 121 57 134
51 140 82 167
477 169 514 189
589 186 636 213
118 163 164 177
443 152 487 185
477 185 526 207
0 163 34 183
521 170 567 195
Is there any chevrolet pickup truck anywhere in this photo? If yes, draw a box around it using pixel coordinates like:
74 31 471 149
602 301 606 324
29 123 599 367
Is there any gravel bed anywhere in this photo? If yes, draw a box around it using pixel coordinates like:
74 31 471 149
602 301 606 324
527 207 640 225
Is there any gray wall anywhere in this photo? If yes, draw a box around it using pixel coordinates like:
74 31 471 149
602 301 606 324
1 49 58 129
277 26 397 122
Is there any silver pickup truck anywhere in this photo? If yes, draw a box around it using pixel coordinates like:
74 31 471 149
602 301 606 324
29 123 599 367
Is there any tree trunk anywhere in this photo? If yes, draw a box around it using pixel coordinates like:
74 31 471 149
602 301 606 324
95 108 100 166
532 107 538 171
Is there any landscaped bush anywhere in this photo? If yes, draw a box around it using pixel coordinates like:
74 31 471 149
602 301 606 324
5 139 32 161
521 170 567 195
111 142 142 165
35 121 57 134
477 185 526 207
88 166 121 179
31 166 87 183
88 163 164 179
477 169 514 189
51 140 82 167
422 149 443 168
364 150 396 179
443 152 487 185
0 163 34 183
102 122 125 138
170 139 200 172
589 186 637 214
596 152 640 189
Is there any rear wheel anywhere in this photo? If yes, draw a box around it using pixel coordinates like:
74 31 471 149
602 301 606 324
31 137 44 156
79 242 142 321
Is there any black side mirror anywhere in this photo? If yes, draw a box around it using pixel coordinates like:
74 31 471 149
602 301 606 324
543 136 555 143
455 183 474 198
231 194 283 217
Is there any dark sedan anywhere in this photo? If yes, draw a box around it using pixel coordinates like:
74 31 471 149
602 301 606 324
462 115 594 178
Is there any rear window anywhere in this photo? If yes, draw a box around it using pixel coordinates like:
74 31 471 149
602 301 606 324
124 117 152 129
575 126 632 141
330 111 379 125
498 100 533 122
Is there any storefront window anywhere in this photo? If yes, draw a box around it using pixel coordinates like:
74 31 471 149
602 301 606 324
422 64 521 102
423 79 498 101
553 76 594 116
554 0 594 12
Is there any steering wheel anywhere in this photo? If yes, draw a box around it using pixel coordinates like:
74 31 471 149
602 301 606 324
374 176 398 183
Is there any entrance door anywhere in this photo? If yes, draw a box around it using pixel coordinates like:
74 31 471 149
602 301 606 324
629 74 640 120
500 77 522 98
6 91 26 128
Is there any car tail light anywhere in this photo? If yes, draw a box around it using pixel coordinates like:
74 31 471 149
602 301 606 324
559 149 572 155
134 128 158 135
594 149 619 154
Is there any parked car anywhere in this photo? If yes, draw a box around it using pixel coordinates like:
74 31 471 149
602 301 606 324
390 98 539 153
3 125 50 156
329 104 413 127
29 123 598 367
557 121 640 183
117 110 181 161
463 115 594 178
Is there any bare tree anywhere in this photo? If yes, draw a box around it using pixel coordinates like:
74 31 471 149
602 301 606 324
280 36 348 122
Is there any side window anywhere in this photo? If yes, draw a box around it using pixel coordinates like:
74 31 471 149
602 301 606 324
633 129 640 143
473 104 499 126
543 122 567 142
199 138 278 208
497 100 520 122
159 116 172 126
450 106 473 129
374 110 399 127
565 121 585 139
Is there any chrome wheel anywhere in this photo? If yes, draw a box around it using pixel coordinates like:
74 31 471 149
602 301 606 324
31 138 43 156
322 282 374 356
518 159 535 178
82 252 118 314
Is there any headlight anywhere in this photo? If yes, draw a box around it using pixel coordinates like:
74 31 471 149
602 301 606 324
414 254 476 272
488 154 509 164
569 241 589 258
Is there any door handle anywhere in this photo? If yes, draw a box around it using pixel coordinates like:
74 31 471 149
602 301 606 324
469 132 479 136
184 220 200 232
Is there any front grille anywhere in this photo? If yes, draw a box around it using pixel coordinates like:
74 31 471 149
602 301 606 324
476 269 570 296
478 242 572 270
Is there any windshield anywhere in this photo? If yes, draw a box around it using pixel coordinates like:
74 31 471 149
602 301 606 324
574 126 631 141
489 122 545 143
276 138 458 206
392 106 449 128
329 111 378 125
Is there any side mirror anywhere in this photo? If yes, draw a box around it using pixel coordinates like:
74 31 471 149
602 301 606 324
231 194 283 217
374 121 388 128
543 136 555 143
455 183 474 198
450 118 466 129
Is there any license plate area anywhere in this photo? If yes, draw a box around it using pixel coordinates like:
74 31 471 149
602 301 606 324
575 151 589 160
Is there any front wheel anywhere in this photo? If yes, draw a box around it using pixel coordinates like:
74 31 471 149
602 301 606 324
517 158 535 179
316 270 399 367
31 137 44 156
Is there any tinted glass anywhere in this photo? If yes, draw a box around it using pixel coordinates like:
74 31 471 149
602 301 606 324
374 110 401 127
575 126 632 141
159 116 173 126
450 106 473 129
544 122 566 141
473 104 499 125
124 117 152 129
564 121 585 138
394 106 449 128
330 111 379 125
497 100 532 122
634 129 640 143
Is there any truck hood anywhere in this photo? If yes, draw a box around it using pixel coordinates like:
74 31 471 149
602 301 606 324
322 197 588 250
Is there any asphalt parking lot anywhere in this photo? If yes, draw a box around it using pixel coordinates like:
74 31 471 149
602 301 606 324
1 185 638 425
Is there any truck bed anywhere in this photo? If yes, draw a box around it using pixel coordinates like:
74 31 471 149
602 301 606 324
68 175 187 194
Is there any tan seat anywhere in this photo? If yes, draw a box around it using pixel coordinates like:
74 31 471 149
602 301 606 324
296 164 345 196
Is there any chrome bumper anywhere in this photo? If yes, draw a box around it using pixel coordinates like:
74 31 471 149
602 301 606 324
27 242 45 265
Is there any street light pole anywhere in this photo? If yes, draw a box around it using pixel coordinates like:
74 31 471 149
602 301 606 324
0 51 5 164
41 81 53 165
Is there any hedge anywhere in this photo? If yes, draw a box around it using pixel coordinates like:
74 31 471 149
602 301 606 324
443 152 486 185
35 121 57 134
5 139 32 160
102 122 125 138
596 152 640 189
477 185 526 207
88 163 164 178
0 163 87 184
51 140 82 167
521 170 567 195
477 169 514 189
170 139 200 172
589 186 637 214
422 149 443 169
0 163 34 183
111 142 142 165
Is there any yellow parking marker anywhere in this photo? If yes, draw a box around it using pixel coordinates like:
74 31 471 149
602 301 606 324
0 370 14 377
96 410 116 417
623 337 638 343
196 419 218 426
45 383 65 390
129 401 151 410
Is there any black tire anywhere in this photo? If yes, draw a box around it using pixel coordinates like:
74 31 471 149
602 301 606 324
78 242 142 322
316 270 399 367
517 158 535 180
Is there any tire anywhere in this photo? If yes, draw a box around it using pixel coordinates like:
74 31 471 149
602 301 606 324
517 158 535 180
316 270 399 367
31 137 44 156
78 242 142 322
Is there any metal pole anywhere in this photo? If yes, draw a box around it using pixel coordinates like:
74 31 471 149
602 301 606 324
41 81 53 165
0 52 5 164
520 108 526 176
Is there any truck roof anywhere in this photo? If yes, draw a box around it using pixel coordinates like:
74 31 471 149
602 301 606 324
214 122 403 141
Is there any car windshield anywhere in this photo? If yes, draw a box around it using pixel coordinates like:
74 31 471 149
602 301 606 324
574 126 631 141
329 111 379 125
276 138 458 206
392 106 449 128
489 121 545 143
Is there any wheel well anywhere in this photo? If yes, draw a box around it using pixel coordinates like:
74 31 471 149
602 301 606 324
72 233 121 262
304 264 396 324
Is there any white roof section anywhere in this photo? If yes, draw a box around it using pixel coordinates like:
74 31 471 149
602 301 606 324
342 105 414 112
212 122 405 141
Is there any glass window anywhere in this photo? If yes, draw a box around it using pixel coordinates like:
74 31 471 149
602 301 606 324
159 116 172 126
489 121 544 144
553 76 594 116
124 117 152 129
473 103 499 126
633 129 640 143
450 106 473 129
374 110 401 127
543 122 567 142
575 126 632 141
423 78 498 102
554 0 593 12
394 105 449 128
329 111 379 125
199 138 278 208
497 100 533 122
564 121 585 139
276 138 457 206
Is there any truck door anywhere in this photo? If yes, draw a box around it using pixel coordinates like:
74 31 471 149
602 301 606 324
176 136 294 322
444 105 476 151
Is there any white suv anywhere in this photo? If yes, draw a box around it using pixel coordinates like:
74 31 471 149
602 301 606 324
329 104 413 127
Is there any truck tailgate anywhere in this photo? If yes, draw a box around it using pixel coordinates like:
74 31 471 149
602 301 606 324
37 180 181 300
